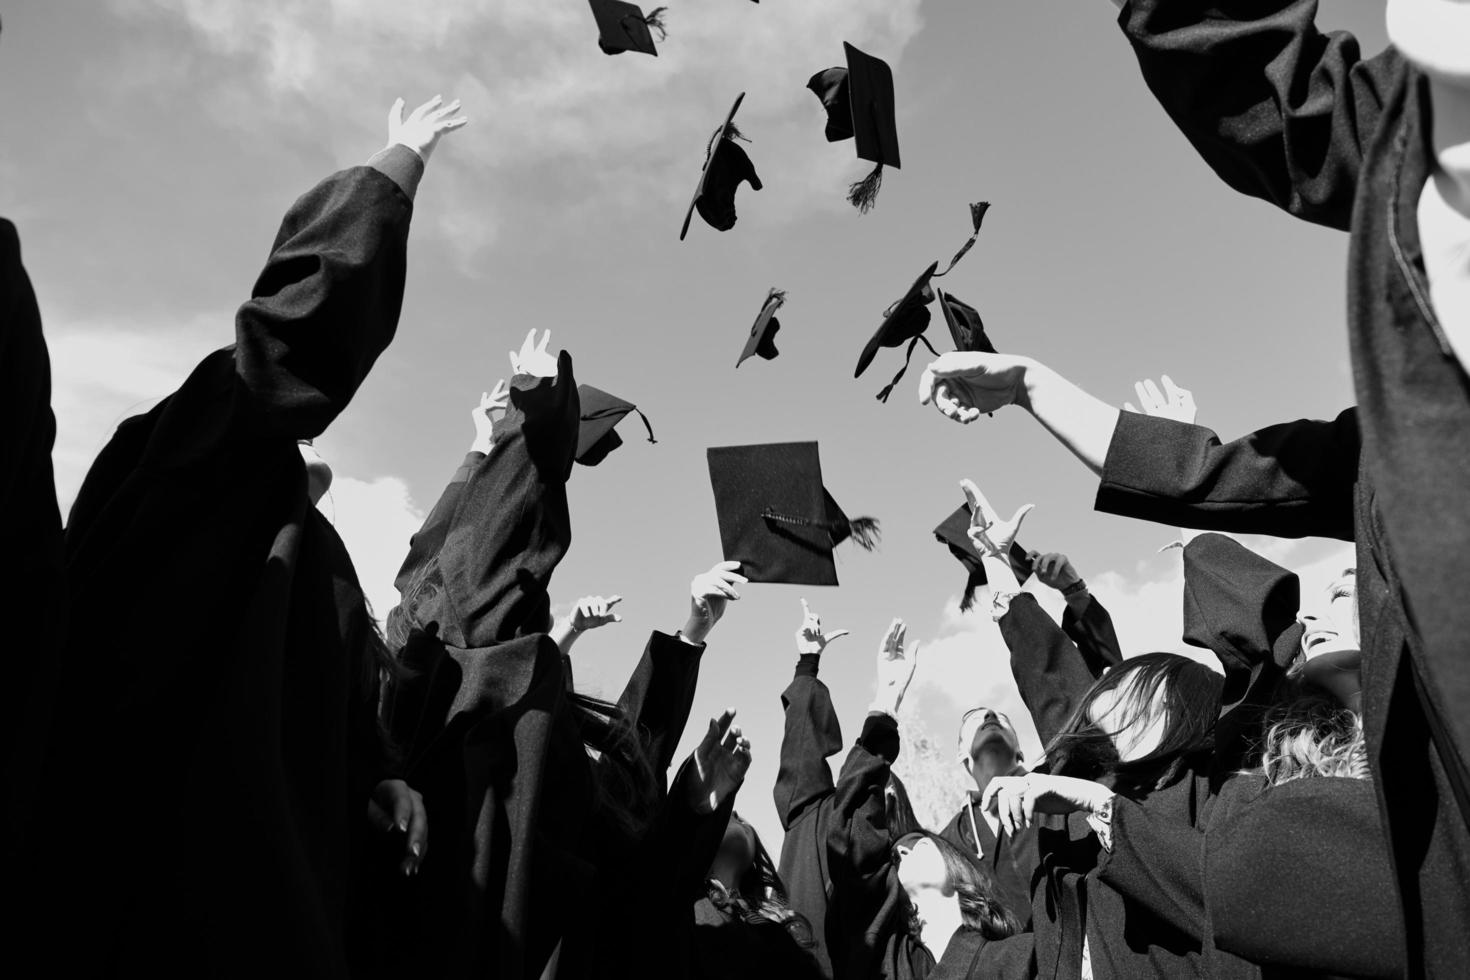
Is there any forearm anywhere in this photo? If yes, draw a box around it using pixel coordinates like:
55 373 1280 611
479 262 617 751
1019 362 1120 477
775 658 842 828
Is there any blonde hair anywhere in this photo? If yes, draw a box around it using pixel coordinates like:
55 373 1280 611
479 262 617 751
1257 695 1369 787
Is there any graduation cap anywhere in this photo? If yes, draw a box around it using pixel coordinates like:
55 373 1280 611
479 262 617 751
576 385 657 466
707 441 879 586
590 0 667 57
681 93 762 240
807 42 900 213
936 289 996 354
856 203 994 401
736 288 785 367
934 505 1033 612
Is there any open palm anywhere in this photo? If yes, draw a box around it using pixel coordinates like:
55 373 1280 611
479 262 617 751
686 709 752 815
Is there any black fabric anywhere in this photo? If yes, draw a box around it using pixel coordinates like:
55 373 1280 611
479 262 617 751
392 450 482 599
25 164 414 978
616 629 706 792
1117 7 1470 971
932 505 1033 612
936 289 995 354
936 805 1037 934
737 288 784 367
854 261 937 380
0 218 63 856
692 133 763 233
589 0 660 56
774 660 847 980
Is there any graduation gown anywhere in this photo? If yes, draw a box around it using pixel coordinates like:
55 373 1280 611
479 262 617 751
993 593 1214 980
939 594 1123 928
1116 4 1470 973
27 149 421 978
774 654 845 980
1094 407 1466 974
0 218 63 853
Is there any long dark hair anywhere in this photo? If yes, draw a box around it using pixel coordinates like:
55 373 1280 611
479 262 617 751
709 813 817 949
1045 653 1222 794
893 831 1021 941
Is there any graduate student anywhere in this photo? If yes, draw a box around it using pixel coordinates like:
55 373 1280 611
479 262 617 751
948 479 1223 979
939 550 1122 927
23 96 465 978
826 617 1026 980
916 345 1467 972
774 604 921 980
1080 0 1470 969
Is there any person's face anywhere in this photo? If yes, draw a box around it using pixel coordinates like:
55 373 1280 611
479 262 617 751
298 442 333 504
718 816 756 872
1298 573 1361 663
1089 670 1169 762
961 709 1021 772
1386 0 1470 86
895 837 948 899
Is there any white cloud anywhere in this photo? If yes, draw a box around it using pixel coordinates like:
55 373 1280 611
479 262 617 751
107 0 928 264
318 475 425 621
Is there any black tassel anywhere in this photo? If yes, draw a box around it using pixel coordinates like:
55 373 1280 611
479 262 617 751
644 6 669 40
634 407 657 444
846 517 881 550
847 163 883 214
876 334 940 403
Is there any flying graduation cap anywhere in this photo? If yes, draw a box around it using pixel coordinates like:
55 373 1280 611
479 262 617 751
933 504 1033 612
855 202 994 401
589 0 667 57
575 385 657 466
807 43 900 213
708 441 879 586
681 93 762 240
736 288 785 367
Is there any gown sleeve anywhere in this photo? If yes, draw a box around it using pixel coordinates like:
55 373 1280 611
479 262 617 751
614 630 706 790
1094 795 1209 939
393 451 483 597
1094 409 1359 541
1000 594 1104 750
1060 594 1125 677
1117 0 1401 230
775 655 845 831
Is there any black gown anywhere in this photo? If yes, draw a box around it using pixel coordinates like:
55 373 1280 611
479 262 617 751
26 148 422 978
1115 3 1470 972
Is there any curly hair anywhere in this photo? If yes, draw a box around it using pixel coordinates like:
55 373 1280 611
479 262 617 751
1256 694 1369 787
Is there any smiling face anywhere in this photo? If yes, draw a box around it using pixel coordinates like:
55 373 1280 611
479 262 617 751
1386 0 1470 85
1087 670 1170 763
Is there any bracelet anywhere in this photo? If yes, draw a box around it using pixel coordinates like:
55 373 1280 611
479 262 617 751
1086 795 1115 853
1061 579 1088 598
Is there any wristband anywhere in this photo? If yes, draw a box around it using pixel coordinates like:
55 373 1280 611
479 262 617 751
1061 579 1088 598
1086 795 1115 852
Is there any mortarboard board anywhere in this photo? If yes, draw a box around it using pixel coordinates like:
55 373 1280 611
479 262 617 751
806 42 900 213
681 93 762 240
936 289 996 354
589 0 667 57
933 505 1033 612
857 203 994 401
855 260 939 400
736 288 785 367
707 441 879 586
576 385 657 466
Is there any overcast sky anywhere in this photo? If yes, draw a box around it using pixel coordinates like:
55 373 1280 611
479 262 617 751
2 0 1386 848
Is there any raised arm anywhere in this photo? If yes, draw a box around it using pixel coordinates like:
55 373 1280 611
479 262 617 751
1118 0 1402 229
774 601 852 829
1031 552 1125 675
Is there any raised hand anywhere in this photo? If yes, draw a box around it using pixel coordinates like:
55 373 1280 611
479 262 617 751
685 709 752 815
795 598 851 656
367 778 428 876
470 379 510 454
981 772 1115 836
387 95 468 162
872 618 919 717
1123 375 1197 424
681 561 747 645
569 594 624 633
1028 552 1082 592
960 478 1034 558
508 328 558 379
917 352 1034 424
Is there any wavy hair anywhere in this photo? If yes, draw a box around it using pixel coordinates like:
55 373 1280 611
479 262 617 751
1045 653 1222 794
893 831 1022 941
1256 693 1369 787
707 814 818 949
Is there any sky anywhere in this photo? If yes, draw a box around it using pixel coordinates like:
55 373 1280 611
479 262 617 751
2 0 1387 848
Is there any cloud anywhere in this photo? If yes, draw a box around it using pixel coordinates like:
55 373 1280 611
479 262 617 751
105 0 927 264
318 475 425 621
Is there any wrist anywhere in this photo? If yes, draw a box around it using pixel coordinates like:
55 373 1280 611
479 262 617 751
681 618 711 646
1061 578 1088 599
1015 358 1045 414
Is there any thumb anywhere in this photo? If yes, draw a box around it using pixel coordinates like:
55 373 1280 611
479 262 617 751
1007 503 1035 530
537 329 552 353
825 629 851 643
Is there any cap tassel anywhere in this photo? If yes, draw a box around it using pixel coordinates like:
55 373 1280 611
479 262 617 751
643 6 669 40
847 163 883 214
935 202 991 278
634 407 657 445
846 516 881 551
876 334 941 403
